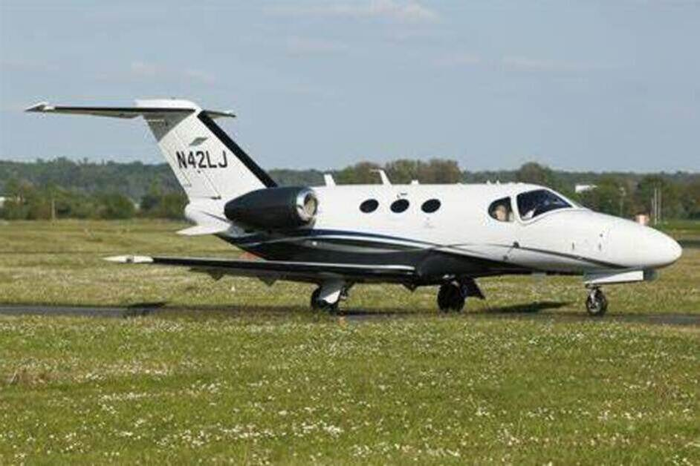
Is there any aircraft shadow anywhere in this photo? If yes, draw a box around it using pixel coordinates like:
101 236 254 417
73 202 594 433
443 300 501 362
2 301 698 327
0 300 572 319
480 301 570 314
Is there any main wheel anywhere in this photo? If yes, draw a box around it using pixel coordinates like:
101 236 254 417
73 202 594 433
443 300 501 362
437 283 465 313
310 287 339 313
585 288 608 317
310 288 322 310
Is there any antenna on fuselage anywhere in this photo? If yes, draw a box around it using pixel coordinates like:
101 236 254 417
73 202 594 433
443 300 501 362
323 174 336 186
371 169 391 185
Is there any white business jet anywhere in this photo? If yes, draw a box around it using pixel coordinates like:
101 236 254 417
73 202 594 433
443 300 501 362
27 99 682 315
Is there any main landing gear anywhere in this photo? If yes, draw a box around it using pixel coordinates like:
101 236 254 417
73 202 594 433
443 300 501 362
437 282 465 312
310 279 346 312
310 287 337 312
585 286 608 317
437 279 485 313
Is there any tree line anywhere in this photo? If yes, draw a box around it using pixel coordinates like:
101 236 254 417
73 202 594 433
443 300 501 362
1 158 698 221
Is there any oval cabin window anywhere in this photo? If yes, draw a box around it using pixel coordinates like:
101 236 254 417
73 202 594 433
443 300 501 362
390 199 410 213
421 199 441 213
360 199 379 213
488 197 514 222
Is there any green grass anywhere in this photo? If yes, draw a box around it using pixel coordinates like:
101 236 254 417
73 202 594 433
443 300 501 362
659 219 700 237
0 220 699 464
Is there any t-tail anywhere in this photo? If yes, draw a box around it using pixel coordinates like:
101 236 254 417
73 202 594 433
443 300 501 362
26 99 276 201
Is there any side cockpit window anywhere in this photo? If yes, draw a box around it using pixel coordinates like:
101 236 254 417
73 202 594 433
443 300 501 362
517 189 571 220
489 197 514 222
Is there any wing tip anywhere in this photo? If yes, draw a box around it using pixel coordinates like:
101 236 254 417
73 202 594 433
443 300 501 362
176 224 230 236
203 109 236 119
25 101 52 113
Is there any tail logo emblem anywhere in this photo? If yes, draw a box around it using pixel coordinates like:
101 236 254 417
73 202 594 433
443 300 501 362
176 150 229 169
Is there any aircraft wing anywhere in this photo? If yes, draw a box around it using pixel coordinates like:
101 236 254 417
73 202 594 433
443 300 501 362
105 255 416 283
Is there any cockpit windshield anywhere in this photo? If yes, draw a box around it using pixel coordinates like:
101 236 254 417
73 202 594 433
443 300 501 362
517 189 572 220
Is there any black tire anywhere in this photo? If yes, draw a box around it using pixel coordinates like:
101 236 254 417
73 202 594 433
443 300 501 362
310 287 339 313
437 283 465 313
310 288 322 310
586 288 608 317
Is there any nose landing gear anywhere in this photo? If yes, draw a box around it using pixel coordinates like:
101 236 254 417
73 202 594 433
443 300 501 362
585 286 608 316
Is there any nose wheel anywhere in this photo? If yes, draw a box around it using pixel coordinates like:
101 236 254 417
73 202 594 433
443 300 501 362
585 287 608 316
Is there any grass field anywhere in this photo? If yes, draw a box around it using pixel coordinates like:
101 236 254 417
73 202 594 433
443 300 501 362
0 220 698 464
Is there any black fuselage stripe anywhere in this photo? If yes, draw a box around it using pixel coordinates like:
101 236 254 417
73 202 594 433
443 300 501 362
227 228 625 271
230 233 623 273
243 237 423 252
224 236 427 256
197 111 277 188
230 229 437 247
227 235 522 267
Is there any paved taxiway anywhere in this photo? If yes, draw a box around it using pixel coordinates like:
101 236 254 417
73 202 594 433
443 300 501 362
0 304 698 327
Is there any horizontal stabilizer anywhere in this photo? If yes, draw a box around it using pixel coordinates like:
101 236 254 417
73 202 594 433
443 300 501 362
25 101 235 119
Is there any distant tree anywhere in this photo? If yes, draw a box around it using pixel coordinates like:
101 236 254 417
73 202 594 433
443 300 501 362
634 175 683 219
384 159 420 184
157 193 187 219
140 183 162 213
139 181 169 217
335 162 381 184
463 170 518 184
0 196 27 220
0 179 52 220
419 159 462 184
681 180 700 219
515 162 559 188
56 190 98 219
138 179 186 219
269 169 324 187
578 176 631 217
0 159 180 200
99 193 135 219
1 159 698 221
347 158 463 184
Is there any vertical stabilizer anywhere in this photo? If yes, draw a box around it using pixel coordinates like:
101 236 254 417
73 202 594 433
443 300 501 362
27 99 277 201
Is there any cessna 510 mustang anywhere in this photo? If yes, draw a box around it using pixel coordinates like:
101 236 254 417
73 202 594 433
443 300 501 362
27 99 682 315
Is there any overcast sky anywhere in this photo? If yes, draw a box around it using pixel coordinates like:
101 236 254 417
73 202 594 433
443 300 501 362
1 0 698 172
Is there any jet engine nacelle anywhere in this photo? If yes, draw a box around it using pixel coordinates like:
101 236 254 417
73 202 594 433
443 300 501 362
224 187 318 229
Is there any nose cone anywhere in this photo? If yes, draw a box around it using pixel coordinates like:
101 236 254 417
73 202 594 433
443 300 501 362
607 220 682 269
658 232 683 267
641 227 682 268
